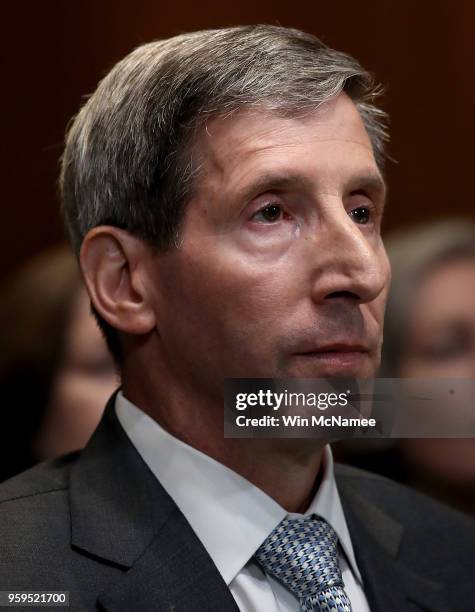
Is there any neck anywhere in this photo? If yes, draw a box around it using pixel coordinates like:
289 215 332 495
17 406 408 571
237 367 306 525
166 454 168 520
215 439 326 513
122 365 326 513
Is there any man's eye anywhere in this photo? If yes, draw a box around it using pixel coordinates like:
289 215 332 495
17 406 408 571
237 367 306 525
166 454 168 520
252 204 283 223
349 206 371 225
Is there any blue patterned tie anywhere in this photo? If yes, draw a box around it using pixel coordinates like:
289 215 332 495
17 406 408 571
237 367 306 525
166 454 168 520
255 515 353 612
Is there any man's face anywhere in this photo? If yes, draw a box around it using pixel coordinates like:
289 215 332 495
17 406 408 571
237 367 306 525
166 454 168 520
150 93 390 398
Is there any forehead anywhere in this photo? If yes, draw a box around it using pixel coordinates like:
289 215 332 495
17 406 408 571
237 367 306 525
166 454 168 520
194 93 379 194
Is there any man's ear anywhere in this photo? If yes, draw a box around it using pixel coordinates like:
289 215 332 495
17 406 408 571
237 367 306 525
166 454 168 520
80 226 157 335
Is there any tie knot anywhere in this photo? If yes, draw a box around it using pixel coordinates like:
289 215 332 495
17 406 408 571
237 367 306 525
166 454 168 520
255 515 344 601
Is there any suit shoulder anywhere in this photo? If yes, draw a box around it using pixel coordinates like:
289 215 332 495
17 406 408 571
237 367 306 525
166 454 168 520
335 461 475 540
0 452 79 505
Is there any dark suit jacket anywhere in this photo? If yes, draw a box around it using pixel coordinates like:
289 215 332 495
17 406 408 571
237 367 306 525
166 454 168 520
1 397 474 611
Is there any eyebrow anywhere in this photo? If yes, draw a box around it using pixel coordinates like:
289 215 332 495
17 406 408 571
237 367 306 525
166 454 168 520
233 171 387 206
347 174 387 197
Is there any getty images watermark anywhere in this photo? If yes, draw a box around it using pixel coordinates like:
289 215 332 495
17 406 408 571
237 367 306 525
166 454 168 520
224 379 475 439
234 388 374 429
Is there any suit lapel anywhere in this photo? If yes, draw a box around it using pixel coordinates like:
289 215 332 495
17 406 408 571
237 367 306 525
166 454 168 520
336 471 449 612
69 396 239 611
97 507 240 612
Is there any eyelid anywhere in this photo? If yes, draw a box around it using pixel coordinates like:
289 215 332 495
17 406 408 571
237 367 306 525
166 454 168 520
251 202 284 223
348 188 373 201
248 193 285 216
346 194 381 228
347 189 383 210
346 192 380 215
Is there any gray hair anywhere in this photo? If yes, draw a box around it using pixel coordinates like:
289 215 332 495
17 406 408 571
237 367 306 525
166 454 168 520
60 24 389 360
381 219 475 374
61 24 388 255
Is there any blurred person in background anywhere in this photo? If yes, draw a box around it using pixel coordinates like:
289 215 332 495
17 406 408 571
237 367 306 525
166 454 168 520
0 245 119 482
336 219 475 515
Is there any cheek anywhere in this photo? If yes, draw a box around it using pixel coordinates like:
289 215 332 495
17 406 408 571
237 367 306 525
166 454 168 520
364 291 388 349
164 247 299 327
373 290 389 325
156 250 302 376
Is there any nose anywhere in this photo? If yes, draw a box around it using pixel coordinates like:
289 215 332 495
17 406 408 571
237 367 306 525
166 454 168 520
308 211 390 305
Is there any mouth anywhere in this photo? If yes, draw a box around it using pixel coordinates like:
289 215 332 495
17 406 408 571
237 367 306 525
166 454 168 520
293 344 373 375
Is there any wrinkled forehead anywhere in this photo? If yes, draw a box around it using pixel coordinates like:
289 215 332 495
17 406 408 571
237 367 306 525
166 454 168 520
191 93 381 197
205 94 369 155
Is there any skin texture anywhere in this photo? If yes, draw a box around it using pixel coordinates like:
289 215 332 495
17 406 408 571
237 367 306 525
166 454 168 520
399 257 475 492
82 93 390 511
33 288 119 459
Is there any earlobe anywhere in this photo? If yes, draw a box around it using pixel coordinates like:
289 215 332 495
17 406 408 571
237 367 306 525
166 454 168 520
79 227 157 335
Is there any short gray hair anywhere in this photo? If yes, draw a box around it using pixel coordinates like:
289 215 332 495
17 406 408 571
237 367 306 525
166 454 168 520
60 24 389 361
61 24 388 255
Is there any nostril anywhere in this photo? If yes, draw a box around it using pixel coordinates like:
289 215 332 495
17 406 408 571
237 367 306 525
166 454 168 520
326 290 359 300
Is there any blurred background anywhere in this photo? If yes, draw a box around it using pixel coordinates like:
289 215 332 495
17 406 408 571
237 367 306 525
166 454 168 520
1 1 474 511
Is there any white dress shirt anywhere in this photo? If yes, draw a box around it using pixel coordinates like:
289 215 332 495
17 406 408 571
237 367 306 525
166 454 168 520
116 392 371 612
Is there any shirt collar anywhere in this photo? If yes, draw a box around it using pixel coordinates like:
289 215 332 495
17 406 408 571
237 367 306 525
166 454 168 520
301 444 362 583
115 392 362 585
